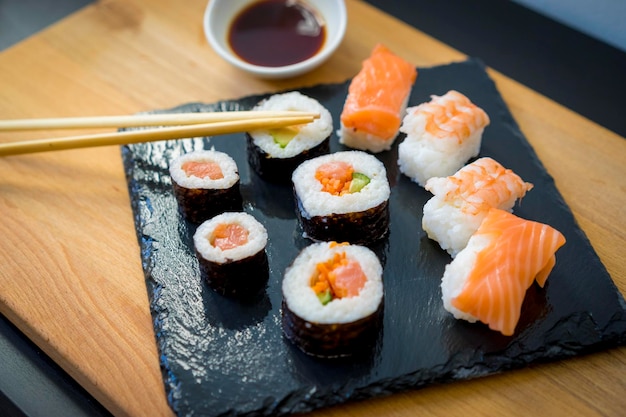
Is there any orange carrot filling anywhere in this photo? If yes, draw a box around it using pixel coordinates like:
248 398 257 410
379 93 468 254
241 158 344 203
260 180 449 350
210 223 249 250
311 246 367 305
315 161 354 195
182 160 224 180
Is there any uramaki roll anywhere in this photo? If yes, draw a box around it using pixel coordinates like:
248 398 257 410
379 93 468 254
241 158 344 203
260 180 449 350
292 151 390 245
246 92 333 183
193 212 269 298
169 149 242 223
282 241 384 358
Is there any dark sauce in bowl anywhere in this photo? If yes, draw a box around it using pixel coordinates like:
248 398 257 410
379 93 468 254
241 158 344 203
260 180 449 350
228 0 326 67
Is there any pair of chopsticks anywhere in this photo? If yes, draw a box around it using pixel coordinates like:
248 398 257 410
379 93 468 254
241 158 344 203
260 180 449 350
0 110 320 157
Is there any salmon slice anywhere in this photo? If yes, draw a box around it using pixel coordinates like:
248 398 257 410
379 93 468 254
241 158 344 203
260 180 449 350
340 44 417 146
210 223 249 250
312 250 367 303
449 208 566 336
332 259 367 298
181 160 224 180
404 90 490 143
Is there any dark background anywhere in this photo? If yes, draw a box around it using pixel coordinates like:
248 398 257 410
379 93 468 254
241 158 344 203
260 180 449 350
1 1 624 416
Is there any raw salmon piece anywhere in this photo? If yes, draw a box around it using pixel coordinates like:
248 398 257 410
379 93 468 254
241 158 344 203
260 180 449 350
211 223 249 250
181 160 224 180
312 251 367 302
332 259 367 298
444 208 566 336
339 44 417 152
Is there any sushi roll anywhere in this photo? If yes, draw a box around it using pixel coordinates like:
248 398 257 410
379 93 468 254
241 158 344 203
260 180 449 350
169 149 242 223
422 157 533 257
282 241 384 358
338 44 417 153
398 90 490 186
441 208 566 336
246 91 333 183
193 212 269 298
292 151 391 245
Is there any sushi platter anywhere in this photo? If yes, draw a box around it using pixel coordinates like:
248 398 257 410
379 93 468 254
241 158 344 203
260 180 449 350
122 58 626 416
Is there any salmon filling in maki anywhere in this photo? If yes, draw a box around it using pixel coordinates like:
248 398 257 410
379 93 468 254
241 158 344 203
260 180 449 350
181 160 224 180
311 246 367 305
210 223 249 250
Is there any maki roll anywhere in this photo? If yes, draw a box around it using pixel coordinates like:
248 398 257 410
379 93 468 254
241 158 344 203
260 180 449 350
282 241 384 358
193 212 269 298
292 151 390 245
398 90 490 187
247 91 333 183
169 149 242 223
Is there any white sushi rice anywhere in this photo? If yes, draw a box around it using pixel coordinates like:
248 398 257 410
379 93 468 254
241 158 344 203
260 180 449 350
282 242 384 324
169 149 239 189
421 198 486 258
440 233 492 323
248 91 333 158
397 126 483 187
292 151 390 217
194 212 268 264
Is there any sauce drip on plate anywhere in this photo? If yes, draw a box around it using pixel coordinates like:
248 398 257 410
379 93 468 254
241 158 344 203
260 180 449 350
228 0 326 67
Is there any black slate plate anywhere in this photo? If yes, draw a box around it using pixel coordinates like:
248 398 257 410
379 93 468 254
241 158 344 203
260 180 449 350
121 59 626 417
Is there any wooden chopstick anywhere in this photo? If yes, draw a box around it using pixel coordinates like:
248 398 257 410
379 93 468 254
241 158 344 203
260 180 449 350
0 114 318 157
0 110 319 131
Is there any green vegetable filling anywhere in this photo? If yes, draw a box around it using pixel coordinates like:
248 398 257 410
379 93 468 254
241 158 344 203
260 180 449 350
349 172 370 193
317 289 332 305
270 127 298 148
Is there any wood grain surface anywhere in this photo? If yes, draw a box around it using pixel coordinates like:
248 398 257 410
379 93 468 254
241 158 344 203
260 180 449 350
0 1 624 416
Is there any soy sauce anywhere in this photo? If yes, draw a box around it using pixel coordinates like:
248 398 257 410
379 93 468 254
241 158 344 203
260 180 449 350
228 0 326 67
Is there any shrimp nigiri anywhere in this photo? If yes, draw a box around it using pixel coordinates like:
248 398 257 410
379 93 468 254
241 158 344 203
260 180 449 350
338 44 417 153
441 208 566 336
398 90 490 186
422 157 533 257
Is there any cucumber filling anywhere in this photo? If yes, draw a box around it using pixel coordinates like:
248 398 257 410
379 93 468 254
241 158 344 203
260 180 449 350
349 172 370 193
270 127 299 148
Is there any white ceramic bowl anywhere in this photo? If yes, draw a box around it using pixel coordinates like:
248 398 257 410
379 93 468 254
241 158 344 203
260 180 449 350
203 0 347 79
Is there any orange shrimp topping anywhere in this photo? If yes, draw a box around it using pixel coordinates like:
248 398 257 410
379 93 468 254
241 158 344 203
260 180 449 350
410 90 490 142
315 161 354 195
311 246 367 304
210 223 249 250
182 160 224 180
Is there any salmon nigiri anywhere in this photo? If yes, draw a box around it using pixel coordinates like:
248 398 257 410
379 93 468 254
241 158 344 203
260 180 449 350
338 44 417 153
441 208 566 336
398 90 490 186
422 157 534 257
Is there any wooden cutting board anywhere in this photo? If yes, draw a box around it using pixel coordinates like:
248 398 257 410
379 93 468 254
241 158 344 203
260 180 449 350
0 1 624 416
